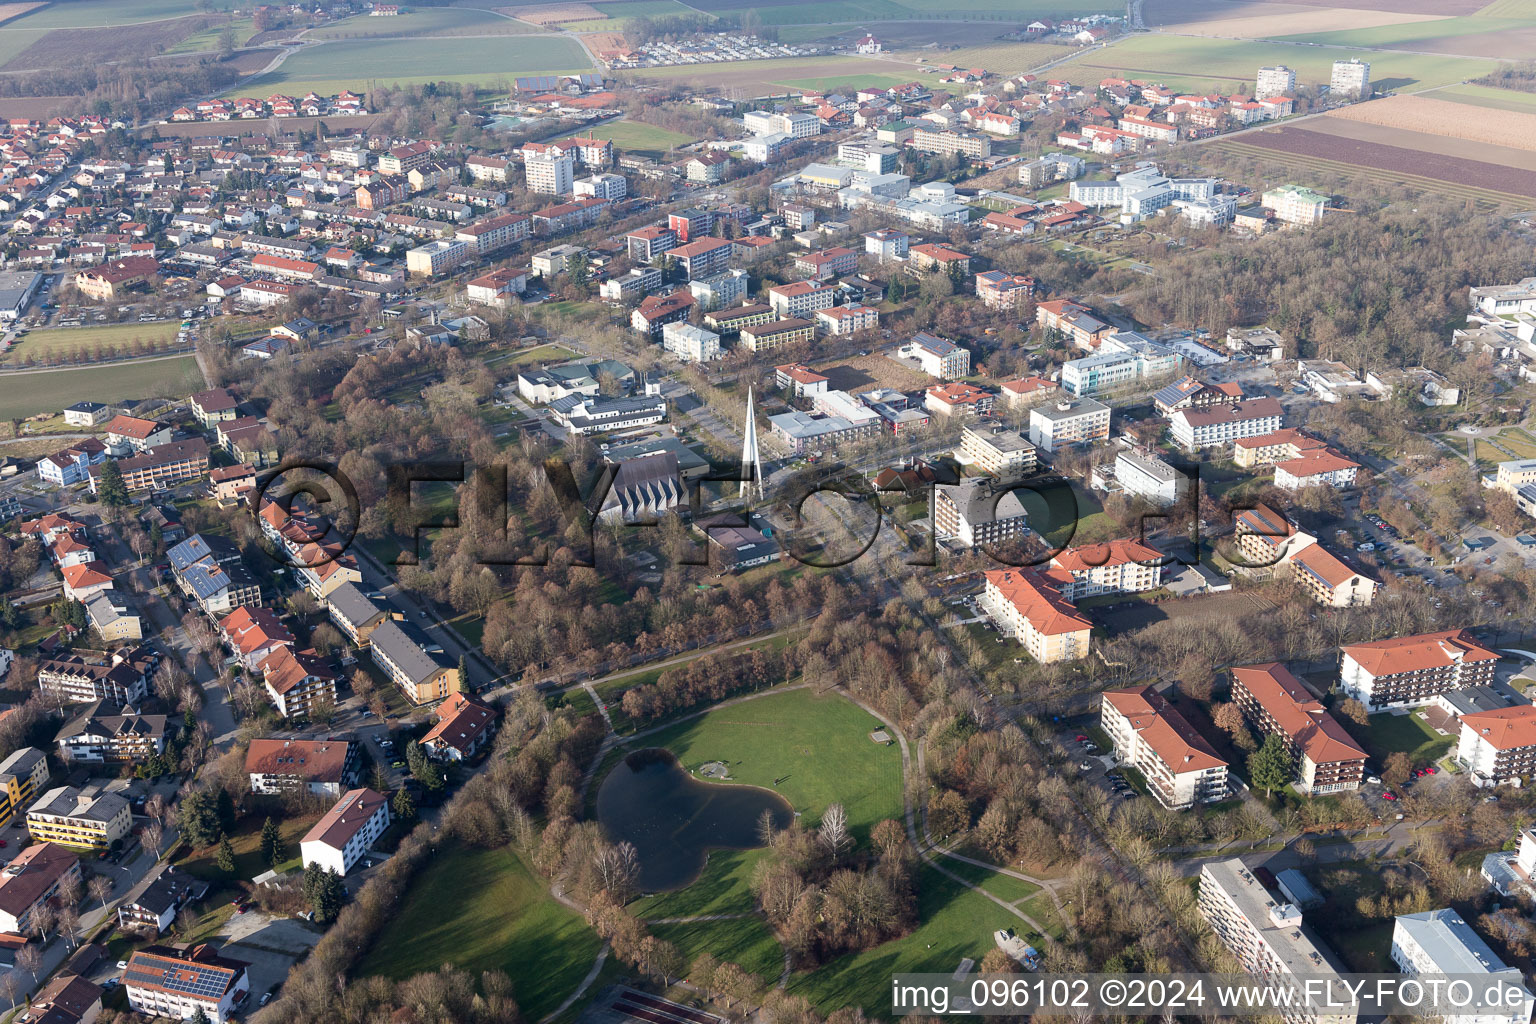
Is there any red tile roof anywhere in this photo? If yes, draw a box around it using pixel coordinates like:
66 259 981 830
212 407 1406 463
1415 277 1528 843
1232 663 1366 766
1102 685 1226 773
1341 630 1498 678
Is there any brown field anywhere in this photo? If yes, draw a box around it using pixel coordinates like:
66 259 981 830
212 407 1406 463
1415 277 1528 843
815 355 934 394
1148 1 1450 37
634 55 917 94
580 29 629 51
5 18 212 70
1232 125 1536 198
1301 115 1536 169
511 3 603 25
0 3 41 26
1327 94 1536 155
0 95 72 119
1257 0 1485 11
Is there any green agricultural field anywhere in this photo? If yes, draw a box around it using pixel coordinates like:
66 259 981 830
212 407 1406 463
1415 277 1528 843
771 71 916 93
648 916 784 982
3 322 180 365
306 8 537 39
1275 17 1536 48
557 0 704 32
0 28 50 67
0 355 203 420
1054 35 1493 93
911 42 1070 77
231 34 591 94
363 846 603 1020
1433 82 1536 113
166 16 257 54
788 864 1042 1013
559 119 696 157
1476 0 1536 15
686 0 1114 23
8 0 227 27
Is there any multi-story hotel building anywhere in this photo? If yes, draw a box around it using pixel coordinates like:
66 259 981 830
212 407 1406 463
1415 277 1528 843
959 425 1037 477
301 788 391 877
1198 858 1356 1024
1391 910 1532 1024
1101 685 1228 810
934 478 1029 549
0 748 48 829
0 842 81 935
36 647 153 706
1457 705 1536 789
1047 538 1162 601
1028 397 1111 453
980 569 1092 664
1339 630 1498 711
246 738 358 799
738 318 816 353
1231 663 1367 795
768 280 838 318
125 944 250 1024
370 617 461 704
1170 397 1283 450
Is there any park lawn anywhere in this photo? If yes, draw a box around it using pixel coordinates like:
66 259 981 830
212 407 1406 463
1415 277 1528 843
483 342 579 370
3 322 180 364
1355 710 1455 765
557 119 696 158
639 688 904 841
9 0 220 27
362 846 602 1020
1019 890 1064 940
307 8 537 38
231 35 591 93
634 848 771 919
938 858 1040 904
1054 35 1492 93
788 863 1038 1013
175 812 317 882
0 355 203 420
648 915 784 983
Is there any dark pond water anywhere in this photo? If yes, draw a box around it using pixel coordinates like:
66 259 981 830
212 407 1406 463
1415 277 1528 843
595 749 794 891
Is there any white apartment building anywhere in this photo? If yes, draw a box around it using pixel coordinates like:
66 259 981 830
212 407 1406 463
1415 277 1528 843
1113 449 1186 506
1261 184 1328 227
815 304 879 336
661 322 721 363
574 172 627 201
1101 685 1228 810
1456 705 1536 789
1170 396 1283 450
1198 858 1357 1024
1028 397 1111 453
1048 538 1163 601
1391 910 1533 1024
1068 166 1217 222
768 280 838 318
1331 58 1371 99
1060 331 1183 397
901 332 970 379
125 945 250 1024
404 238 470 277
959 425 1037 477
526 153 574 195
1256 65 1296 100
300 787 391 876
1339 629 1498 711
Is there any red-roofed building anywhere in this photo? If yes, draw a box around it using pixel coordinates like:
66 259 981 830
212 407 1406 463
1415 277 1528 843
924 382 995 418
1101 685 1227 810
1273 448 1360 491
124 944 249 1022
218 606 293 670
1340 630 1498 711
421 691 497 761
999 375 1059 409
1458 705 1536 787
259 646 339 720
301 788 390 876
981 569 1092 664
1047 538 1162 600
1231 662 1366 795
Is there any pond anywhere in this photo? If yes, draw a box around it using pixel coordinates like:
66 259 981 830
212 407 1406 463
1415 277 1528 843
595 749 793 891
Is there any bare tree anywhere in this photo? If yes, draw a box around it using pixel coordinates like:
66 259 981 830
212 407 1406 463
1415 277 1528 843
819 802 850 857
756 808 778 847
593 841 639 903
89 875 114 912
0 970 17 1011
56 905 80 950
142 823 164 860
15 944 40 988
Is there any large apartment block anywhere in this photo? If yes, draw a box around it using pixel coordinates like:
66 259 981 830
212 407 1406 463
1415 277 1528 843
959 425 1037 477
1101 685 1228 810
1198 859 1356 1024
1170 397 1283 450
26 786 132 850
980 569 1092 665
1457 705 1536 789
1028 397 1110 453
1046 538 1162 601
1391 910 1532 1024
370 617 461 704
1231 663 1367 795
1339 630 1498 711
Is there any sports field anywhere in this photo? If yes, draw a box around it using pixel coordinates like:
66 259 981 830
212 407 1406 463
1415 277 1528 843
362 846 603 1021
0 355 203 420
1055 35 1494 92
3 322 180 365
306 8 538 39
559 119 696 157
228 34 591 94
638 687 904 842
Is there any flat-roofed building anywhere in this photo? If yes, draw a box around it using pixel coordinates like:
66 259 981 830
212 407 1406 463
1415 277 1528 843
1113 448 1186 506
1101 685 1227 810
1028 397 1110 453
1391 910 1531 1024
959 425 1037 477
1231 663 1366 795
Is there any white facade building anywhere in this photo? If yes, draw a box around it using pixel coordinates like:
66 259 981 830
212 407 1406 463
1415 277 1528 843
300 787 391 877
661 322 721 362
1391 910 1533 1024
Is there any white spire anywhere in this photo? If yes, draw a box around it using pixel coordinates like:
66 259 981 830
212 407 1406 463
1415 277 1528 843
741 385 764 502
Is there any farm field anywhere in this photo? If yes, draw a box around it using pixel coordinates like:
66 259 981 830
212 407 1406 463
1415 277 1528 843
555 0 703 32
772 71 916 93
1275 15 1536 58
6 0 220 27
363 846 603 1021
1210 132 1536 209
1144 0 1453 35
1056 35 1494 92
1432 81 1536 112
0 355 204 420
557 118 696 157
229 35 591 94
145 113 385 137
0 27 47 65
1304 114 1536 170
0 3 41 27
0 95 65 120
1326 94 1536 154
1477 0 1536 14
5 17 210 70
632 54 916 95
690 0 1118 14
3 322 179 365
306 8 538 39
901 41 1070 77
166 15 256 53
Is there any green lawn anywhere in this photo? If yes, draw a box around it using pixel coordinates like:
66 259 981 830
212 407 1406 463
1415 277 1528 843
636 688 904 843
787 863 1039 1014
771 72 917 93
938 858 1041 904
1054 35 1493 93
556 119 696 158
165 16 258 53
1275 17 1536 49
634 848 772 919
649 916 784 982
175 812 317 882
227 35 591 94
4 322 180 364
1019 890 1064 940
362 846 603 1020
0 355 204 419
307 8 537 39
1356 711 1455 765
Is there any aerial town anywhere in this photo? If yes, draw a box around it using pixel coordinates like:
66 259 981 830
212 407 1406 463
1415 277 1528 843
0 0 1534 1021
